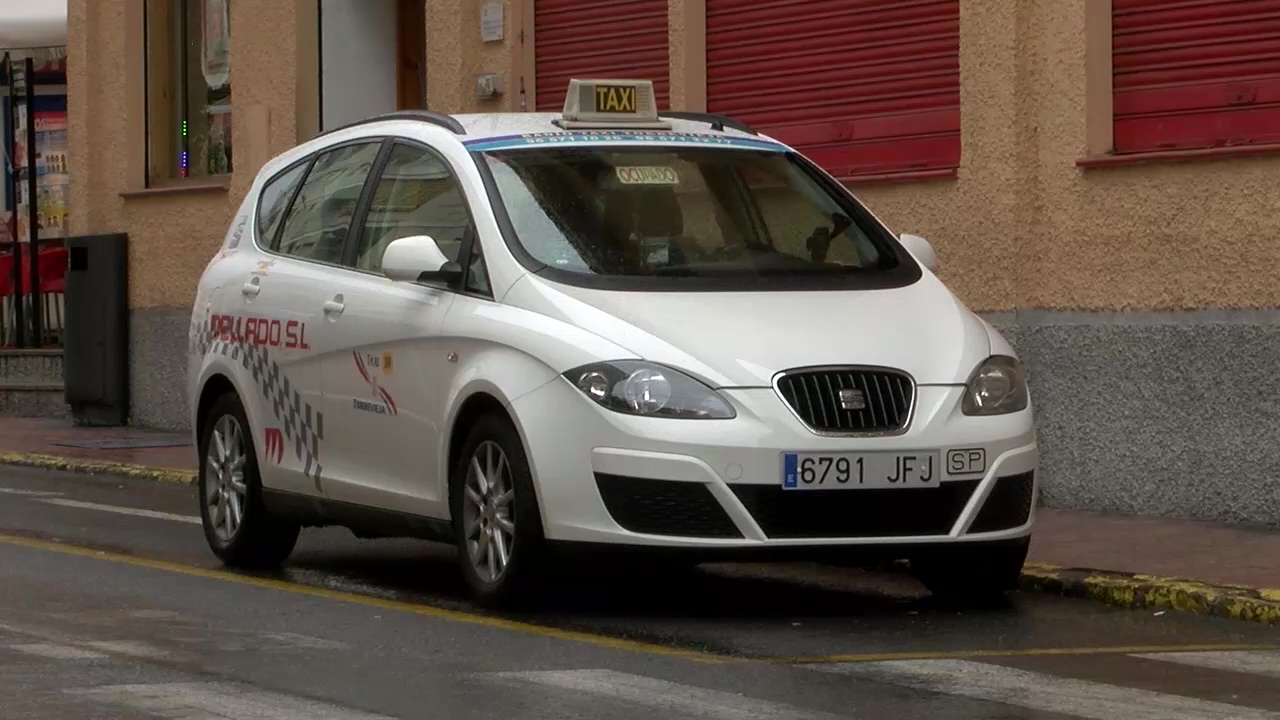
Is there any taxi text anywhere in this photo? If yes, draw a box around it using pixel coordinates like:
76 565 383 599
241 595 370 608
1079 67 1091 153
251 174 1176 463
594 85 637 113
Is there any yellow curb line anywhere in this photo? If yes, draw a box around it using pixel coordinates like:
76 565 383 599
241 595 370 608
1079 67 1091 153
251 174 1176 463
0 452 195 485
760 641 1280 665
0 532 735 664
1020 562 1280 625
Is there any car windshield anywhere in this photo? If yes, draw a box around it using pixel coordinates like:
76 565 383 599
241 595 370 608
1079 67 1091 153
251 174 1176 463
479 145 907 288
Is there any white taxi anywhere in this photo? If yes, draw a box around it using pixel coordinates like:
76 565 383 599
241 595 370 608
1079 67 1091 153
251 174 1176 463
187 79 1038 607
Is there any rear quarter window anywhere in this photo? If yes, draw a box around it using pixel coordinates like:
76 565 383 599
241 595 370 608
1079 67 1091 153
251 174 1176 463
255 162 308 249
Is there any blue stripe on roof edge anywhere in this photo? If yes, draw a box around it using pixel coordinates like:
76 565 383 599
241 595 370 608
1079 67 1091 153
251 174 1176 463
461 130 788 153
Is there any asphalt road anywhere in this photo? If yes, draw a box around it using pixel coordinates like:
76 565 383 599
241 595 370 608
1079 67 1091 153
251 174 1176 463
2 467 1280 719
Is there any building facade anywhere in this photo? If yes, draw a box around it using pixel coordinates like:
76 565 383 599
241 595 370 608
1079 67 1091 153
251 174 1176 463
67 0 1280 526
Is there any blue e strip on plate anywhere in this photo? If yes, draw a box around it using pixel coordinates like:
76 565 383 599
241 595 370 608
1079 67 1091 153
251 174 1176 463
782 453 799 489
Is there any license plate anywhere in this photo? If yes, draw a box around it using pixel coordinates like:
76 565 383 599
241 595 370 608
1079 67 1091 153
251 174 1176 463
782 451 941 490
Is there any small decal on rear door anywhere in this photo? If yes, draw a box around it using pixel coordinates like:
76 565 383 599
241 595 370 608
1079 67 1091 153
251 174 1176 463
353 352 398 416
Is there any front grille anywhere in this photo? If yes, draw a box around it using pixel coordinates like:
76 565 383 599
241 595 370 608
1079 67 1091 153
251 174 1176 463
728 480 978 539
775 368 914 433
595 474 742 538
969 472 1036 533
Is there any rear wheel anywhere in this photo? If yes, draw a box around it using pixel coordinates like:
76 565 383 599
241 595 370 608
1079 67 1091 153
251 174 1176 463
198 392 300 570
450 412 546 608
911 537 1029 606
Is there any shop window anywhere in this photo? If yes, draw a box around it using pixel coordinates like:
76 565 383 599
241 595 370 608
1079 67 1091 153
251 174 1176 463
144 0 233 185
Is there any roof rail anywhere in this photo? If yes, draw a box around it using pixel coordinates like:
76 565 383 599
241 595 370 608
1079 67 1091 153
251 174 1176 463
321 110 467 137
659 111 757 136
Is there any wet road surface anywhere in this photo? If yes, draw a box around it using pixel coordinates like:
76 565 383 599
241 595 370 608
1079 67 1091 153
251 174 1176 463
1 467 1279 718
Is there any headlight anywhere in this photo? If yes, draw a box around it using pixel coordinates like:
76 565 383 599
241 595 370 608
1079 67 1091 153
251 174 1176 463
962 355 1028 416
564 361 736 419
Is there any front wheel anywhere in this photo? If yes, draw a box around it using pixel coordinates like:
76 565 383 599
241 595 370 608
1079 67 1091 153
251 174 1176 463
198 392 300 570
911 537 1029 606
450 412 546 608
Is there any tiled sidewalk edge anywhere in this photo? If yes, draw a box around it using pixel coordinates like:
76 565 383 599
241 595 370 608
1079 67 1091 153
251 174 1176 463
1021 562 1280 625
4 450 1279 625
0 451 196 485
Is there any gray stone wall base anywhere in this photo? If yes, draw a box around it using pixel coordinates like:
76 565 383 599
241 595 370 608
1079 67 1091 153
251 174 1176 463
985 310 1280 528
129 308 192 432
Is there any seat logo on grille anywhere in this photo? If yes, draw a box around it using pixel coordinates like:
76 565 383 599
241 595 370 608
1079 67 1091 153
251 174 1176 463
838 388 866 410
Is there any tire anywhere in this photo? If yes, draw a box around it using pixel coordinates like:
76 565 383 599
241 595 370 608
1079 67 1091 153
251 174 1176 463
197 391 300 570
449 412 547 608
911 537 1029 606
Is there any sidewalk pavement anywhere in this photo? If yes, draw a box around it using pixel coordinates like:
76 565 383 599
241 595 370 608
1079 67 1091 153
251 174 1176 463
0 417 1276 624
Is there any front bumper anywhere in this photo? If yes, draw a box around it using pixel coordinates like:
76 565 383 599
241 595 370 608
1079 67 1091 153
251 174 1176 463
509 378 1038 550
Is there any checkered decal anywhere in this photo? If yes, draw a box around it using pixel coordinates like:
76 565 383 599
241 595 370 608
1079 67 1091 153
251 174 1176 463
191 317 325 483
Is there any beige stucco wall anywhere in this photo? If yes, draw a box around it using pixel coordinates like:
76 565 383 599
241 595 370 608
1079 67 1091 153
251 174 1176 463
427 0 524 113
848 0 1280 312
69 0 1280 314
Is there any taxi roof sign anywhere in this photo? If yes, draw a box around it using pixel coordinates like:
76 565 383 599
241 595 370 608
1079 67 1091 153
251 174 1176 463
557 79 673 130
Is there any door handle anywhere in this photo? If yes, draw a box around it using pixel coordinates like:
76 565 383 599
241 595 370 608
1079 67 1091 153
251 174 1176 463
323 297 345 316
242 279 261 297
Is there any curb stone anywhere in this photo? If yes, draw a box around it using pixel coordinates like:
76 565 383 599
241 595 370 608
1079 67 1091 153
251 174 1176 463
3 450 1279 626
1021 562 1280 625
0 452 196 485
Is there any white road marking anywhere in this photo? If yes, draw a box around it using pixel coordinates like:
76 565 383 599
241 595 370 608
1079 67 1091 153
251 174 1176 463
485 669 848 720
83 640 170 659
9 643 108 660
0 487 65 497
1132 650 1280 680
65 682 397 719
39 498 201 525
262 631 349 650
812 659 1280 720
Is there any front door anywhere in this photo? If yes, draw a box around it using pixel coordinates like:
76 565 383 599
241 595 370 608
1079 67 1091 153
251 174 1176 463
320 140 474 519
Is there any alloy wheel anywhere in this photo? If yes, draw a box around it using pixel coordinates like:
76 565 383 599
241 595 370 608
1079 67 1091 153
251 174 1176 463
462 440 516 584
205 414 249 543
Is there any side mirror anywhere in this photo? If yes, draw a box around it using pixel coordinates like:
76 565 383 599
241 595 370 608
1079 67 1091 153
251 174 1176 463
899 233 938 273
381 235 462 285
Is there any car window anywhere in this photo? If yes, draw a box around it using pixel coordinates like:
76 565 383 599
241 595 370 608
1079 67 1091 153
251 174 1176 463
355 142 472 274
480 146 890 284
273 142 382 264
256 162 307 248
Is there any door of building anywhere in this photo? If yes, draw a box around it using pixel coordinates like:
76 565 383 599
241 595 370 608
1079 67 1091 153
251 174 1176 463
397 0 426 110
532 0 670 111
705 0 962 181
319 0 424 131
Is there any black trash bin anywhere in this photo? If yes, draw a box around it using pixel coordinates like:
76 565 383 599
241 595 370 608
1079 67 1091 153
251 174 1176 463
63 233 129 426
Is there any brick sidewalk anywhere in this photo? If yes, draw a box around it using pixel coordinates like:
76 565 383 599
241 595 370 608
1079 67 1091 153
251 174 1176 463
0 417 1276 591
0 418 195 471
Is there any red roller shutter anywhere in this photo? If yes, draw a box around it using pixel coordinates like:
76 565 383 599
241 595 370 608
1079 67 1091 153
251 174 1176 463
533 0 670 112
1113 0 1280 154
706 0 960 181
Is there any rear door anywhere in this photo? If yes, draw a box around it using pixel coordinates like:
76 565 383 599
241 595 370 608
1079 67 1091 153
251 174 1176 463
248 138 386 497
319 139 478 520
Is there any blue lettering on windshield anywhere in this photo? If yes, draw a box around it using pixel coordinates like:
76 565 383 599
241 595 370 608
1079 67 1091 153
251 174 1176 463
463 130 787 153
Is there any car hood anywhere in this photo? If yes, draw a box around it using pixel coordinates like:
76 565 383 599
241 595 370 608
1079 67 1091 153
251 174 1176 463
503 273 992 388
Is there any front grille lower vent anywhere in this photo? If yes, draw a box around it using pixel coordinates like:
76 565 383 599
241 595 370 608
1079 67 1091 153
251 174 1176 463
776 367 914 433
